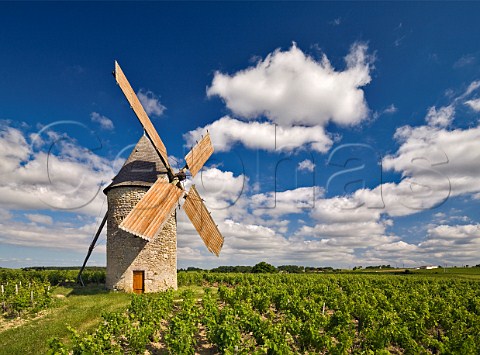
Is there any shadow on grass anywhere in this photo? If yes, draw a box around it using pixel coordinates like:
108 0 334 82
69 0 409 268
67 283 109 296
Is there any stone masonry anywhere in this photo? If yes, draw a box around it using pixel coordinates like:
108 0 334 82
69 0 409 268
106 185 177 292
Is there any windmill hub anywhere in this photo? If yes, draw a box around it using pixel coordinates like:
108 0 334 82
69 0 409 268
174 169 187 182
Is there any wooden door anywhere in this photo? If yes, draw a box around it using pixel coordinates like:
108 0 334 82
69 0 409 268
133 271 144 294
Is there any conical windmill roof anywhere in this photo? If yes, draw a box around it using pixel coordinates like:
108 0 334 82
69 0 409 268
104 134 169 194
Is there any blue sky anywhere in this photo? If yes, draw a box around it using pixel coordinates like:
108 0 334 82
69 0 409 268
1 2 480 269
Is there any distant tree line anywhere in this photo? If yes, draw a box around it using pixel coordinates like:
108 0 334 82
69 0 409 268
178 262 339 274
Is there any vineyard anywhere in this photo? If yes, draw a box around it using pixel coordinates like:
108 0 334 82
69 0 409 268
0 268 104 320
42 272 480 354
0 270 53 319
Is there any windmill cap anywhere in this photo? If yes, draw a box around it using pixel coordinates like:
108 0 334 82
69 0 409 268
104 135 169 194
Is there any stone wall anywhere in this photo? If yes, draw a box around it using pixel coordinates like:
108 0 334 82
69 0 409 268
106 185 177 292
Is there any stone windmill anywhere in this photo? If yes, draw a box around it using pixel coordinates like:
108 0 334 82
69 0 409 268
78 62 224 293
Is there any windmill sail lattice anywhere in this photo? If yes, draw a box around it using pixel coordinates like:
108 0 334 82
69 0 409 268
185 133 214 178
114 61 172 173
120 179 184 241
183 185 224 256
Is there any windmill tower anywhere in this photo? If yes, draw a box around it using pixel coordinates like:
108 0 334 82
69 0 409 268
78 62 224 293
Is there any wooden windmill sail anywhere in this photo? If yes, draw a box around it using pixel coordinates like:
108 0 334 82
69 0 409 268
78 62 223 291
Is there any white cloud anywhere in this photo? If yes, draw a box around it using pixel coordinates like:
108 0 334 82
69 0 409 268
0 209 12 221
178 183 480 266
367 224 480 266
394 36 406 47
298 159 315 172
189 167 247 211
167 155 183 170
324 114 480 219
295 222 397 248
0 126 31 174
426 224 479 241
90 112 114 130
178 172 352 266
460 80 480 99
326 121 480 219
383 104 397 114
0 123 116 216
453 54 476 69
178 211 363 267
425 105 454 127
383 124 480 203
310 194 382 223
373 104 397 120
184 116 333 153
0 215 106 251
187 43 374 155
465 98 480 112
361 80 480 217
171 79 480 267
5 73 480 269
25 213 53 225
251 187 321 218
137 89 166 116
330 18 341 26
207 42 373 127
178 173 401 267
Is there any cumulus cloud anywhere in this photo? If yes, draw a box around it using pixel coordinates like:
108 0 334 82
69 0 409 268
383 104 397 114
425 105 454 127
310 193 383 223
137 89 166 116
366 224 480 266
0 214 106 251
465 98 480 112
251 187 321 218
372 104 397 120
179 172 398 268
0 123 116 216
328 121 480 219
180 161 473 267
5 76 480 268
90 112 114 130
295 221 397 248
167 79 480 267
25 213 53 225
357 80 480 217
298 159 315 172
459 80 480 99
0 123 112 254
207 42 373 127
184 116 333 152
0 126 31 174
178 171 356 266
186 43 374 155
383 124 480 203
188 167 247 211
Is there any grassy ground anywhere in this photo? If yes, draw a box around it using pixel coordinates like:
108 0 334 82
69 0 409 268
0 284 131 355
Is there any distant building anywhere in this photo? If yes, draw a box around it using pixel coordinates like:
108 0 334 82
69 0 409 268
417 265 439 270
